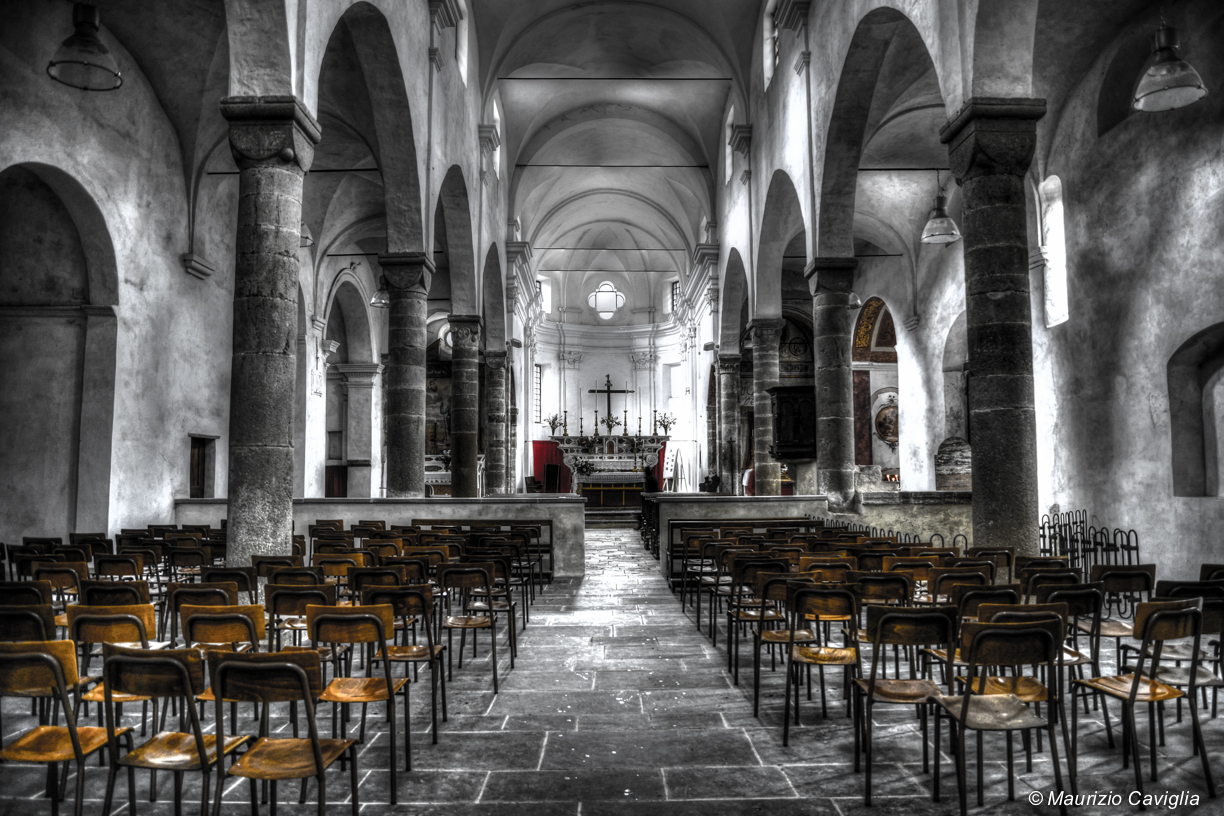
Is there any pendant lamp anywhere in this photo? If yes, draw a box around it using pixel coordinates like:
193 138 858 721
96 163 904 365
1133 22 1207 112
47 3 123 91
370 277 391 308
921 171 961 245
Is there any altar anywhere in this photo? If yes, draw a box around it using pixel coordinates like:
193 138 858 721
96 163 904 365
574 471 647 508
552 431 667 512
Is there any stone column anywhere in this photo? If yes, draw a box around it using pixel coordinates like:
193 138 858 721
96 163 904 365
717 353 741 494
508 405 519 493
378 252 433 497
334 363 383 497
485 350 507 494
749 319 784 496
806 257 858 510
449 315 482 497
220 96 319 566
940 98 1046 556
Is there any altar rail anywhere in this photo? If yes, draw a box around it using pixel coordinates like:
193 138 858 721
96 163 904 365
174 495 587 577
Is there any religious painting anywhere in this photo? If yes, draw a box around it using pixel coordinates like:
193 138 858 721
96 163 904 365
853 297 899 364
874 402 899 450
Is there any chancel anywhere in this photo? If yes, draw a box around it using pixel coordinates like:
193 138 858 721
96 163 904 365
2 1 1223 814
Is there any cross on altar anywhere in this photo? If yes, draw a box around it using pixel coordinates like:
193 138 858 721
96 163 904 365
589 374 634 417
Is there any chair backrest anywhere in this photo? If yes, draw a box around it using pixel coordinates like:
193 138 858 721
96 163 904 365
0 604 57 640
855 550 903 572
1134 597 1199 644
381 557 429 582
0 579 53 605
357 520 386 530
23 537 63 548
265 584 337 617
68 603 157 646
364 586 435 623
1046 582 1105 621
348 567 406 596
848 571 912 604
1198 563 1224 582
102 643 206 699
209 651 326 757
966 546 1016 569
792 586 859 641
1094 563 1156 596
168 546 209 567
80 579 151 605
269 566 324 586
929 567 990 597
200 567 258 595
0 641 81 732
182 603 265 648
314 519 344 530
307 603 393 645
881 557 940 579
251 554 304 577
438 563 492 592
1155 579 1224 600
960 619 1061 669
1028 570 1082 602
95 554 143 579
31 561 87 592
864 605 956 671
953 584 1021 619
54 546 92 564
978 601 1069 638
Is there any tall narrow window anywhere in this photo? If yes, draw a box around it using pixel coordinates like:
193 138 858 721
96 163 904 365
724 105 735 186
763 0 780 89
533 364 543 422
492 102 502 177
671 280 680 312
1039 176 1070 327
455 0 470 86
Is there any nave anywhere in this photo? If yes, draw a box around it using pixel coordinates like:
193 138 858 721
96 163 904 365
1 528 1217 816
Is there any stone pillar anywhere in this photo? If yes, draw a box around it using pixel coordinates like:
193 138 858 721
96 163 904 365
749 319 783 496
485 350 508 494
806 257 858 510
449 315 482 497
220 96 319 566
378 252 433 497
335 363 383 497
940 98 1046 556
717 353 741 494
508 404 520 493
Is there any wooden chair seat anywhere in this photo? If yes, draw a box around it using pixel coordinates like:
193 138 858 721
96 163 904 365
81 681 152 705
730 608 783 623
380 644 445 662
1061 645 1094 666
118 732 248 771
226 736 356 781
791 644 857 666
1152 665 1224 688
1080 618 1132 638
319 676 408 704
934 693 1047 731
0 724 114 763
54 612 67 628
958 675 1049 703
760 627 815 644
852 676 941 704
1076 672 1183 703
444 614 491 629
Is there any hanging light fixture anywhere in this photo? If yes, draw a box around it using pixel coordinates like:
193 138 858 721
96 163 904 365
47 3 123 91
921 170 961 245
299 224 314 249
369 276 391 308
1132 21 1207 112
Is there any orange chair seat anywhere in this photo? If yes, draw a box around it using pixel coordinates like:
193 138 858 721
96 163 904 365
319 676 408 704
760 628 815 644
730 608 783 623
444 615 491 629
791 644 857 666
118 732 248 771
1076 673 1183 703
958 675 1049 703
380 644 444 662
82 680 152 705
226 736 355 781
854 677 942 704
0 725 117 763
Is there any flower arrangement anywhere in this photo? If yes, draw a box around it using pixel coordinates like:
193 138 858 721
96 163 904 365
600 414 622 433
572 458 596 476
544 413 563 434
657 412 678 434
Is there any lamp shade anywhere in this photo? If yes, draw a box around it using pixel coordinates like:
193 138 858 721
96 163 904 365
47 4 123 91
921 194 961 244
1133 24 1207 112
369 278 390 308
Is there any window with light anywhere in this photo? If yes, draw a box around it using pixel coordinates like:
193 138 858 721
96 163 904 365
587 281 625 320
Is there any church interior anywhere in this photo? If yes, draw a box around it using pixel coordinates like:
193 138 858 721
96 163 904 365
2 0 1223 813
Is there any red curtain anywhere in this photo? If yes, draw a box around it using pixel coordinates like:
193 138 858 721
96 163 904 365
532 440 572 492
654 442 666 490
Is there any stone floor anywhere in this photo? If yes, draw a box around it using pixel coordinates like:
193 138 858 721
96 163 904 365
1 528 1221 814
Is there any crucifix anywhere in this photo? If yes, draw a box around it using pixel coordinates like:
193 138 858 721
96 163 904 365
589 374 634 418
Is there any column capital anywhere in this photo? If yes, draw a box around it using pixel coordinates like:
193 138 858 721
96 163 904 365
804 256 857 296
940 97 1047 184
220 95 321 173
378 252 434 293
716 353 741 374
485 350 507 369
748 317 785 345
448 314 481 349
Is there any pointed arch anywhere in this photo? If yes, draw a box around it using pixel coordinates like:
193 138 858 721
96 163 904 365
721 248 749 352
434 165 478 314
481 244 506 350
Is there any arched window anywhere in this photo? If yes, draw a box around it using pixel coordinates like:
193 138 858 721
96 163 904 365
1039 176 1070 327
1168 323 1224 496
455 0 469 86
724 105 735 186
587 281 625 320
492 101 502 177
763 0 780 89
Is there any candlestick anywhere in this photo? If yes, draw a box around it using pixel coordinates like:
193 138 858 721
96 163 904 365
594 409 599 436
563 410 568 436
622 409 628 436
638 416 641 436
580 417 584 435
653 409 657 435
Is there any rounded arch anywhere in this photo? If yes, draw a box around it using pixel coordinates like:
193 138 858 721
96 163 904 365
2 162 119 307
852 296 898 364
481 244 506 350
720 248 749 352
756 170 805 319
434 165 478 314
323 276 374 364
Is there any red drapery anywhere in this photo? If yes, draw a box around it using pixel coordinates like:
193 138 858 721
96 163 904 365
654 442 666 489
531 440 572 492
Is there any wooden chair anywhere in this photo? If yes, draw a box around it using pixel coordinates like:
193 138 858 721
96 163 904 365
854 605 956 805
164 582 239 644
264 584 338 652
181 604 265 653
751 575 817 717
0 579 54 606
0 604 57 640
251 555 303 579
1087 563 1157 664
366 586 447 741
69 603 169 736
725 559 789 683
356 520 386 531
268 567 324 586
200 566 259 604
307 604 408 800
437 564 501 692
209 650 359 816
934 619 1068 815
1028 569 1081 603
1071 598 1215 800
99 644 247 816
80 580 151 606
0 640 131 816
783 586 861 744
966 546 1016 582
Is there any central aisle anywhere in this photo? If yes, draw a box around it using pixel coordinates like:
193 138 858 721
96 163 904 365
395 527 938 814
